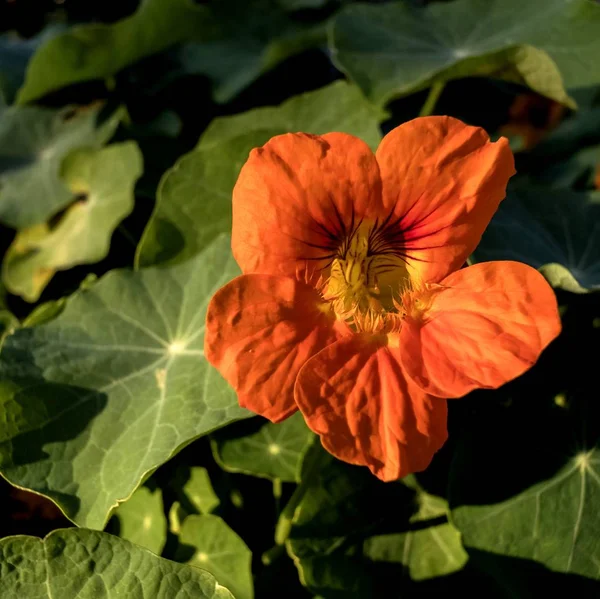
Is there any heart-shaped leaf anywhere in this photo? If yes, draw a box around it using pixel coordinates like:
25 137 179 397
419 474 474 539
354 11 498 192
0 234 249 529
0 528 235 598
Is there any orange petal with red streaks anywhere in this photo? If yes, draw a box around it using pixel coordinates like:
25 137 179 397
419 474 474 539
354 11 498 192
376 116 515 284
232 132 382 281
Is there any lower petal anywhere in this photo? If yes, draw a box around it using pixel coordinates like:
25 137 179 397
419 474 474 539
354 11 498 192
294 335 448 481
205 274 345 422
400 261 562 398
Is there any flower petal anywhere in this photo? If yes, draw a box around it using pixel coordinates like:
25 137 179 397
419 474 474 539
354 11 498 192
205 274 345 422
375 116 515 283
294 335 448 481
400 261 562 398
232 132 382 280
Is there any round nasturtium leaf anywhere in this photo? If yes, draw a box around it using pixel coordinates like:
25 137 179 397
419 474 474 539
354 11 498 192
0 528 235 598
176 514 253 599
331 0 600 107
450 395 600 581
211 412 315 483
0 234 250 529
112 485 167 555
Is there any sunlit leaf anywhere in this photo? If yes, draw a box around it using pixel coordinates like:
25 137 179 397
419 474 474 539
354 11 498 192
472 185 600 293
362 476 468 581
0 528 235 598
136 81 386 268
173 466 221 515
212 413 314 482
0 103 120 229
3 141 143 302
332 0 600 106
16 0 211 105
112 485 167 555
0 234 249 529
176 514 253 599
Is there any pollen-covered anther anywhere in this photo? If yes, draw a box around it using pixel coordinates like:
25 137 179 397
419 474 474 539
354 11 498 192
321 223 409 334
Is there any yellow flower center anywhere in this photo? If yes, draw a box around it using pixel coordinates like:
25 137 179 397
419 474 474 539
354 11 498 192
321 223 414 333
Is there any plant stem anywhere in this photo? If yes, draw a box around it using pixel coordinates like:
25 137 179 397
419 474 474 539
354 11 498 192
419 80 446 117
274 441 324 546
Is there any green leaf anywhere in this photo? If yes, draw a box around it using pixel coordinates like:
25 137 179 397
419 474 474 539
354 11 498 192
174 466 221 515
286 448 465 595
136 81 386 268
2 141 143 302
362 476 468 581
472 185 600 293
0 234 249 529
179 0 329 103
0 103 121 229
16 0 211 105
0 310 18 349
200 80 386 150
212 413 314 483
450 396 600 580
0 528 235 598
113 485 167 555
176 514 253 599
331 0 600 107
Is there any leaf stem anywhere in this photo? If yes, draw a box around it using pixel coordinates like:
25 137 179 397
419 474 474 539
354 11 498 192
274 441 325 546
419 80 446 117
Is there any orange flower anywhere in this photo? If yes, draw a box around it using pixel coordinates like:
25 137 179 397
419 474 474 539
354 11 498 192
205 116 561 481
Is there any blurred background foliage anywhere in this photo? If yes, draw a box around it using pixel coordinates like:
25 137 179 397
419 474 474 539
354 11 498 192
1 0 600 598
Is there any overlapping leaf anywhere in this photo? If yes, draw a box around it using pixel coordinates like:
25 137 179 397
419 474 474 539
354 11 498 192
16 0 211 104
179 0 329 103
136 81 386 268
0 103 121 229
450 395 600 580
472 185 600 293
331 0 600 106
0 234 249 529
3 141 143 302
173 466 221 515
0 528 235 598
287 448 466 596
212 413 314 483
176 515 253 599
113 485 167 555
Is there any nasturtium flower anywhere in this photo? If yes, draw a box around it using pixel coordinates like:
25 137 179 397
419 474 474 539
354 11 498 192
205 116 561 481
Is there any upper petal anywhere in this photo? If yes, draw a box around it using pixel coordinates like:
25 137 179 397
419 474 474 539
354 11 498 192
232 132 383 280
294 335 448 481
375 116 515 284
399 261 562 398
205 274 345 422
